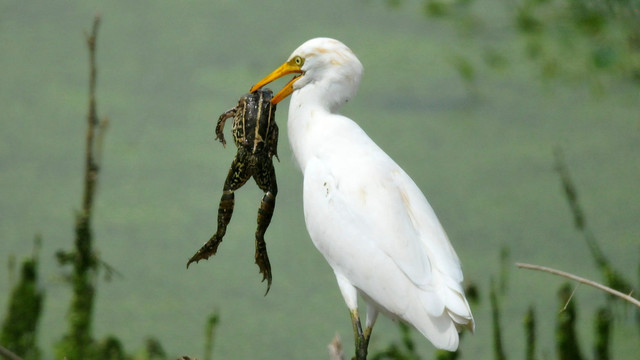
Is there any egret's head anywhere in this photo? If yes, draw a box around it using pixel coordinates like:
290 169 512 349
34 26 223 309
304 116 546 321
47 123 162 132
250 38 363 108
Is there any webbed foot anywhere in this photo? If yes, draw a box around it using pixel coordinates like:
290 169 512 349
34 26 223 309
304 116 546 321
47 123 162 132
255 235 272 295
186 235 223 268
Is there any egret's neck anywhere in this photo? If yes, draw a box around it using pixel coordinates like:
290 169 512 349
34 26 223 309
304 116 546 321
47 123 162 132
287 86 342 172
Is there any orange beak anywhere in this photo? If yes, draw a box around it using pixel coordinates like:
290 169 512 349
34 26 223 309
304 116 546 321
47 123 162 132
250 61 304 104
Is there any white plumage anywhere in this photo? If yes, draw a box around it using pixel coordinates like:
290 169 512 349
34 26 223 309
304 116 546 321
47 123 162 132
251 37 474 354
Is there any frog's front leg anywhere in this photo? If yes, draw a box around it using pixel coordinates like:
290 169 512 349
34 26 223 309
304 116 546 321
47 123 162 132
253 157 278 294
187 150 252 268
215 107 236 147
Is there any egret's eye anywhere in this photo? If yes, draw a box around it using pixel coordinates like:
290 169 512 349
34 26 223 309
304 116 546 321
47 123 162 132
292 56 304 67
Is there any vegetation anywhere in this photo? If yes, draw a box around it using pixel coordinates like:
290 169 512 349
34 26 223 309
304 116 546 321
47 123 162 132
53 16 105 360
0 239 43 360
397 0 640 91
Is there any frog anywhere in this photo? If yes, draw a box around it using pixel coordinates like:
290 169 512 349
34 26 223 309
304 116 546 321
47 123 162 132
187 88 279 294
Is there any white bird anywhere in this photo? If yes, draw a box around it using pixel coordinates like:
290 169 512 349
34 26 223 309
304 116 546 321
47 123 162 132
250 38 474 358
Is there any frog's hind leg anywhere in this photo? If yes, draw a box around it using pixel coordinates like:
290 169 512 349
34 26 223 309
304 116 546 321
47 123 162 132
187 152 251 268
253 158 278 294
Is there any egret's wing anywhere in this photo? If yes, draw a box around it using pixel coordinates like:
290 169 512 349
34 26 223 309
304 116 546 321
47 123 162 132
389 166 474 330
324 143 463 289
389 167 464 283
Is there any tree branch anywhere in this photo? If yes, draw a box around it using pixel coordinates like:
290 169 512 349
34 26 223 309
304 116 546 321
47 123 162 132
516 263 640 308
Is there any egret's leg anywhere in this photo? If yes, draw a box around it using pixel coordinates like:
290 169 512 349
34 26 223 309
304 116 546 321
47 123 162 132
335 274 370 360
253 157 278 294
349 309 370 360
364 306 379 341
187 153 250 268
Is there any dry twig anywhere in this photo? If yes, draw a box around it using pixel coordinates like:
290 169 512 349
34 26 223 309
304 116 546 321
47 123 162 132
516 263 640 308
0 344 23 360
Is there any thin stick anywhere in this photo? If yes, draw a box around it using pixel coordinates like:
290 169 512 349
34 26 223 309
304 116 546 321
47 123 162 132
82 14 101 216
561 283 580 312
0 344 23 360
516 262 640 308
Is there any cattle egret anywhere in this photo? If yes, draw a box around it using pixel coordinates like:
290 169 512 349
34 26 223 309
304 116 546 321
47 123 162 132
250 38 474 359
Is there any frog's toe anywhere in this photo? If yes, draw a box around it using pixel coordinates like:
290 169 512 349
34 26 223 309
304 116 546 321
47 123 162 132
255 251 272 295
186 236 222 268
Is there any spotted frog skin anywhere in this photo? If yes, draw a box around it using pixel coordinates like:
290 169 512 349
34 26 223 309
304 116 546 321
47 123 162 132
187 88 278 294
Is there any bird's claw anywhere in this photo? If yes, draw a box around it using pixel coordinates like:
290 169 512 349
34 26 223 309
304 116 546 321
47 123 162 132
186 235 222 268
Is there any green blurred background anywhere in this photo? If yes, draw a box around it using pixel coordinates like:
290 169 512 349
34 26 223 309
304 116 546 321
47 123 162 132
1 0 639 358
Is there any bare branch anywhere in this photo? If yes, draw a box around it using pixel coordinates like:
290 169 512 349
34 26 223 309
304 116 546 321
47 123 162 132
516 263 640 308
82 14 101 216
0 344 23 360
